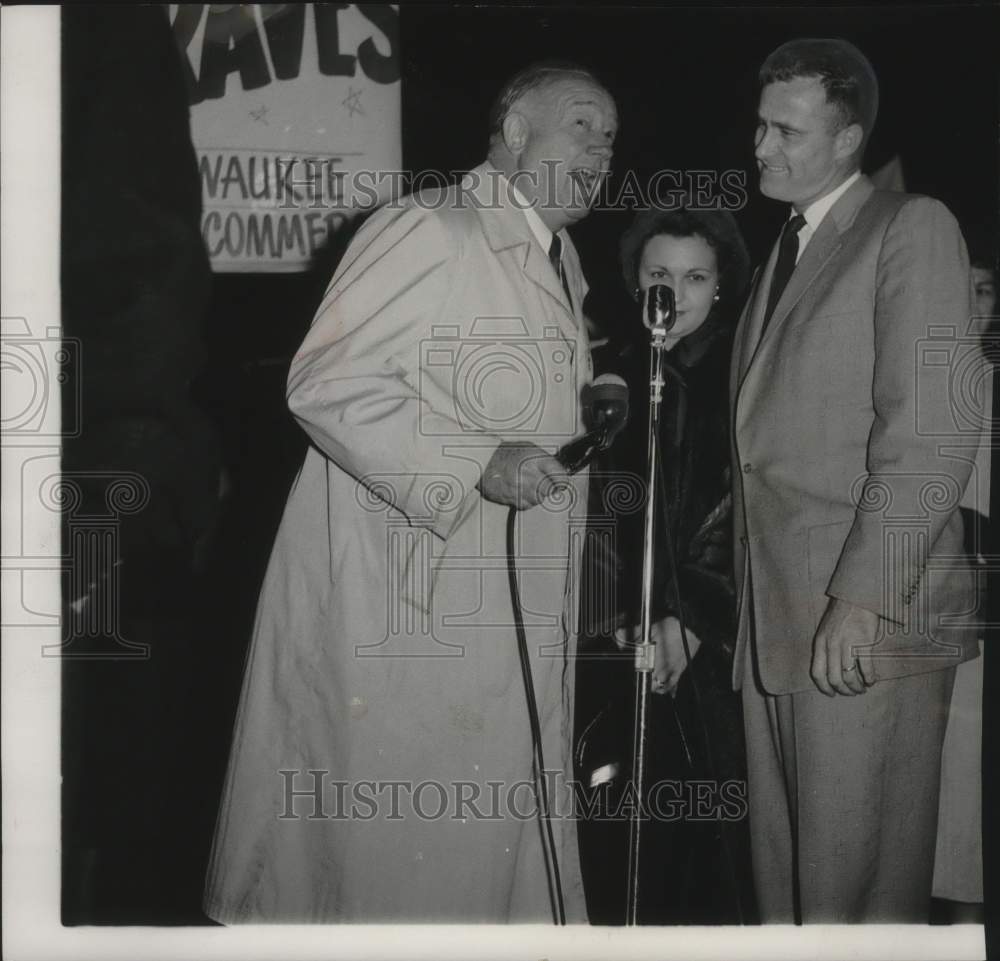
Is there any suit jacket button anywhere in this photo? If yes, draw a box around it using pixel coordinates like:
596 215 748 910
742 462 753 474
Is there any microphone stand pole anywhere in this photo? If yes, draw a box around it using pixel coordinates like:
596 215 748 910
625 313 669 925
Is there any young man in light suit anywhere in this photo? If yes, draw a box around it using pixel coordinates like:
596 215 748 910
203 63 618 923
730 38 984 922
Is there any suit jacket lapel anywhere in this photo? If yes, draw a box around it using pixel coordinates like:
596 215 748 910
736 249 778 389
761 215 842 339
737 176 876 395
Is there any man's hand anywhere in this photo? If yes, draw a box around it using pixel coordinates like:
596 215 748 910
811 597 879 697
477 441 569 510
615 616 702 697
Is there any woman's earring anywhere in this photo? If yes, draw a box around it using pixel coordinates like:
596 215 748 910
713 289 720 303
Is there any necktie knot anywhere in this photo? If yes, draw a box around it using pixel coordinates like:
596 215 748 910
782 213 807 247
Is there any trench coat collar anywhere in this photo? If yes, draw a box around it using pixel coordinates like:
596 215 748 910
464 162 580 336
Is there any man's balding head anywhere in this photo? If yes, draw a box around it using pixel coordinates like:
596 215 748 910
486 61 618 232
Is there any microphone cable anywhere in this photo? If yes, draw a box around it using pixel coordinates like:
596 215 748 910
499 377 627 926
505 504 567 925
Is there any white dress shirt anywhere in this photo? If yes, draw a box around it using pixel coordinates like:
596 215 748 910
502 171 562 259
793 170 861 263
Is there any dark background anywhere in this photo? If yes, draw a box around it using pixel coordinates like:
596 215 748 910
210 1 1000 548
61 1 998 932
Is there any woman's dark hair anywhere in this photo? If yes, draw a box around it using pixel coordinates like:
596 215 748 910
619 207 751 314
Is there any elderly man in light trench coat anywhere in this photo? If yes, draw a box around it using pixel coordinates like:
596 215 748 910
203 62 618 923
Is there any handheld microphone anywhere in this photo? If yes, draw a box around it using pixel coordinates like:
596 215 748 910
643 284 676 332
583 373 629 438
557 373 629 474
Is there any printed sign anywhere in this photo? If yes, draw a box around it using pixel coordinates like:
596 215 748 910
171 4 401 272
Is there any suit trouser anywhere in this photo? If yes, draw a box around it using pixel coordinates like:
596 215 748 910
741 639 955 923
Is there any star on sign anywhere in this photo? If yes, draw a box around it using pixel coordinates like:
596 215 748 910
249 104 269 124
342 87 365 117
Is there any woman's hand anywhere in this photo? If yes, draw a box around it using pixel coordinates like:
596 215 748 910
615 616 702 696
652 616 701 695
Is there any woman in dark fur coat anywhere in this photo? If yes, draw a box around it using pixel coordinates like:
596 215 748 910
576 207 755 925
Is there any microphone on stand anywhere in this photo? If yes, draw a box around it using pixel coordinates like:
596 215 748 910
626 282 678 925
643 283 676 333
557 373 629 474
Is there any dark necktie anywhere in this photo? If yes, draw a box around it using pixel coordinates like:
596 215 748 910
761 213 807 334
548 233 573 307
